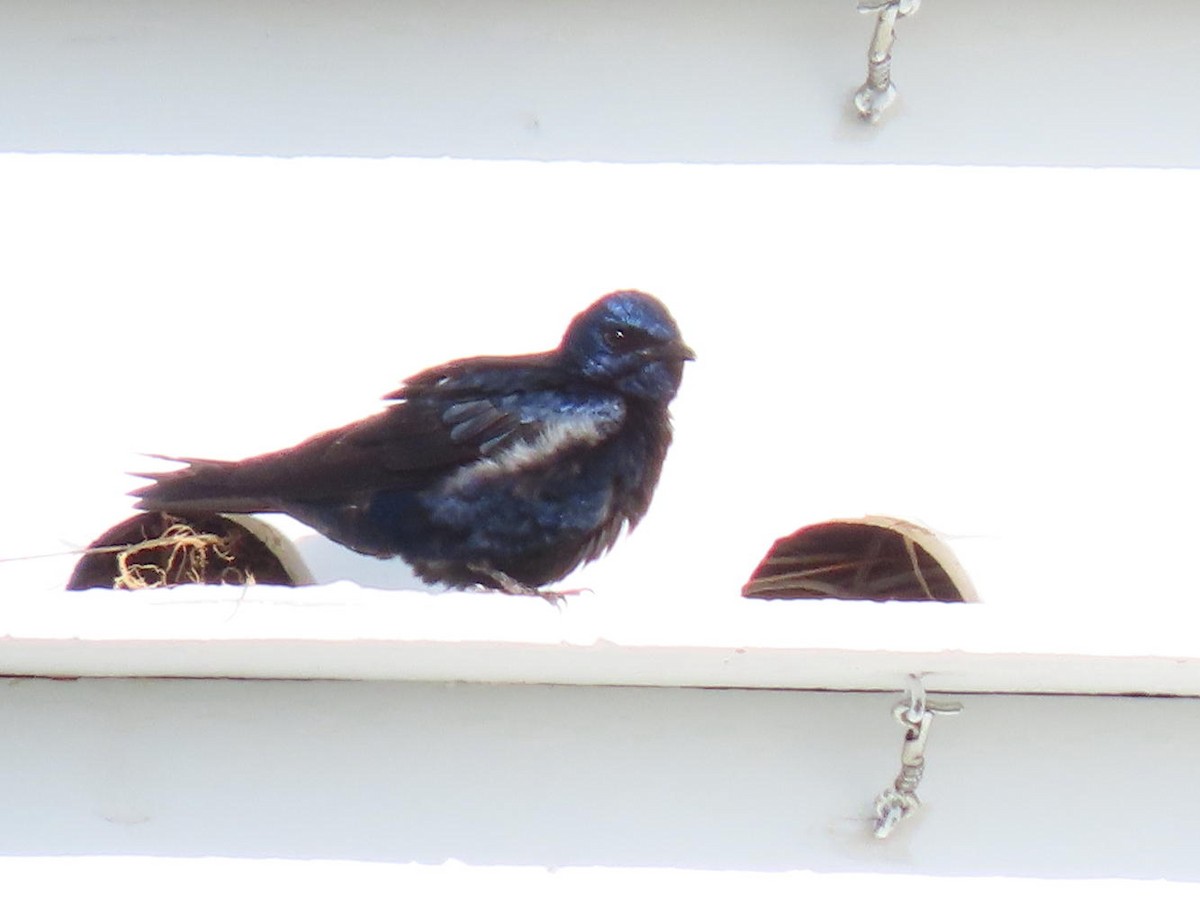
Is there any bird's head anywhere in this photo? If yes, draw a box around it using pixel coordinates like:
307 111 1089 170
561 290 695 403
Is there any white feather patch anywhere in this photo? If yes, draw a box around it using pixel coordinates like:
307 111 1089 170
442 415 618 491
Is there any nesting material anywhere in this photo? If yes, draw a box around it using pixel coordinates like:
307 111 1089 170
742 516 977 602
67 512 310 591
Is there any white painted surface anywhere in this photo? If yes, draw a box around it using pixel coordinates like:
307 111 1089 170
3 861 1196 900
0 678 1197 894
3 584 1200 697
1 0 1197 166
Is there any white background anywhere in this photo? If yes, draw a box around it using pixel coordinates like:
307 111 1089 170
4 157 1198 620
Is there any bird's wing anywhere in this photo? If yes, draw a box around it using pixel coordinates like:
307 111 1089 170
133 354 628 510
350 354 628 481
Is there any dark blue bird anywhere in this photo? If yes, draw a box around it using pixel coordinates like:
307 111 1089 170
132 290 693 594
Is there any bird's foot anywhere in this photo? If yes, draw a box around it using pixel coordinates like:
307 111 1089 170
468 564 587 607
531 586 594 609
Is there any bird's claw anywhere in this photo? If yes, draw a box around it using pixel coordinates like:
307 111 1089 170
532 586 593 608
467 564 591 607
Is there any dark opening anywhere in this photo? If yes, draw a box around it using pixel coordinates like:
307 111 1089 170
67 511 306 591
742 517 976 602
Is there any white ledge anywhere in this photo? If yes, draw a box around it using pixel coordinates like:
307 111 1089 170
2 585 1197 697
5 156 1200 699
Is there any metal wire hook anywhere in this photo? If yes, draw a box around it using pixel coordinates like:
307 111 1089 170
854 0 921 123
897 673 926 725
872 675 962 838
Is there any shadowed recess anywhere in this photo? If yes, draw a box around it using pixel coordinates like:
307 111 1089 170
742 517 977 602
67 511 311 590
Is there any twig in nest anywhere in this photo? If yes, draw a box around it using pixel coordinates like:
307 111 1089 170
112 524 254 590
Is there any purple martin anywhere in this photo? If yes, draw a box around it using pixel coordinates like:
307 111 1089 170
132 290 693 594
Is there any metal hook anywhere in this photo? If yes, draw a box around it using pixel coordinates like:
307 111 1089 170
872 675 961 838
854 0 921 123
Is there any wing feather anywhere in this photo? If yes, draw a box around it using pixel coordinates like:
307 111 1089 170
135 352 626 510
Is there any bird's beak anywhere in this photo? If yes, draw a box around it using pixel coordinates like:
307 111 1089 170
641 340 695 364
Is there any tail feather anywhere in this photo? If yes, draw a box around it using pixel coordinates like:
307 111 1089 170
130 456 278 515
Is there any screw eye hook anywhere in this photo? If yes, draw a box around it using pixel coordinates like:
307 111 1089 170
898 673 926 724
872 675 962 838
854 0 921 123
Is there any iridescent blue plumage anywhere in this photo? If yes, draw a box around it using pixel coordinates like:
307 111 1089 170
132 290 693 593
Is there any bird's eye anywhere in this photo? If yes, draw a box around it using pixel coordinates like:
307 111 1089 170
602 325 660 354
604 328 627 348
